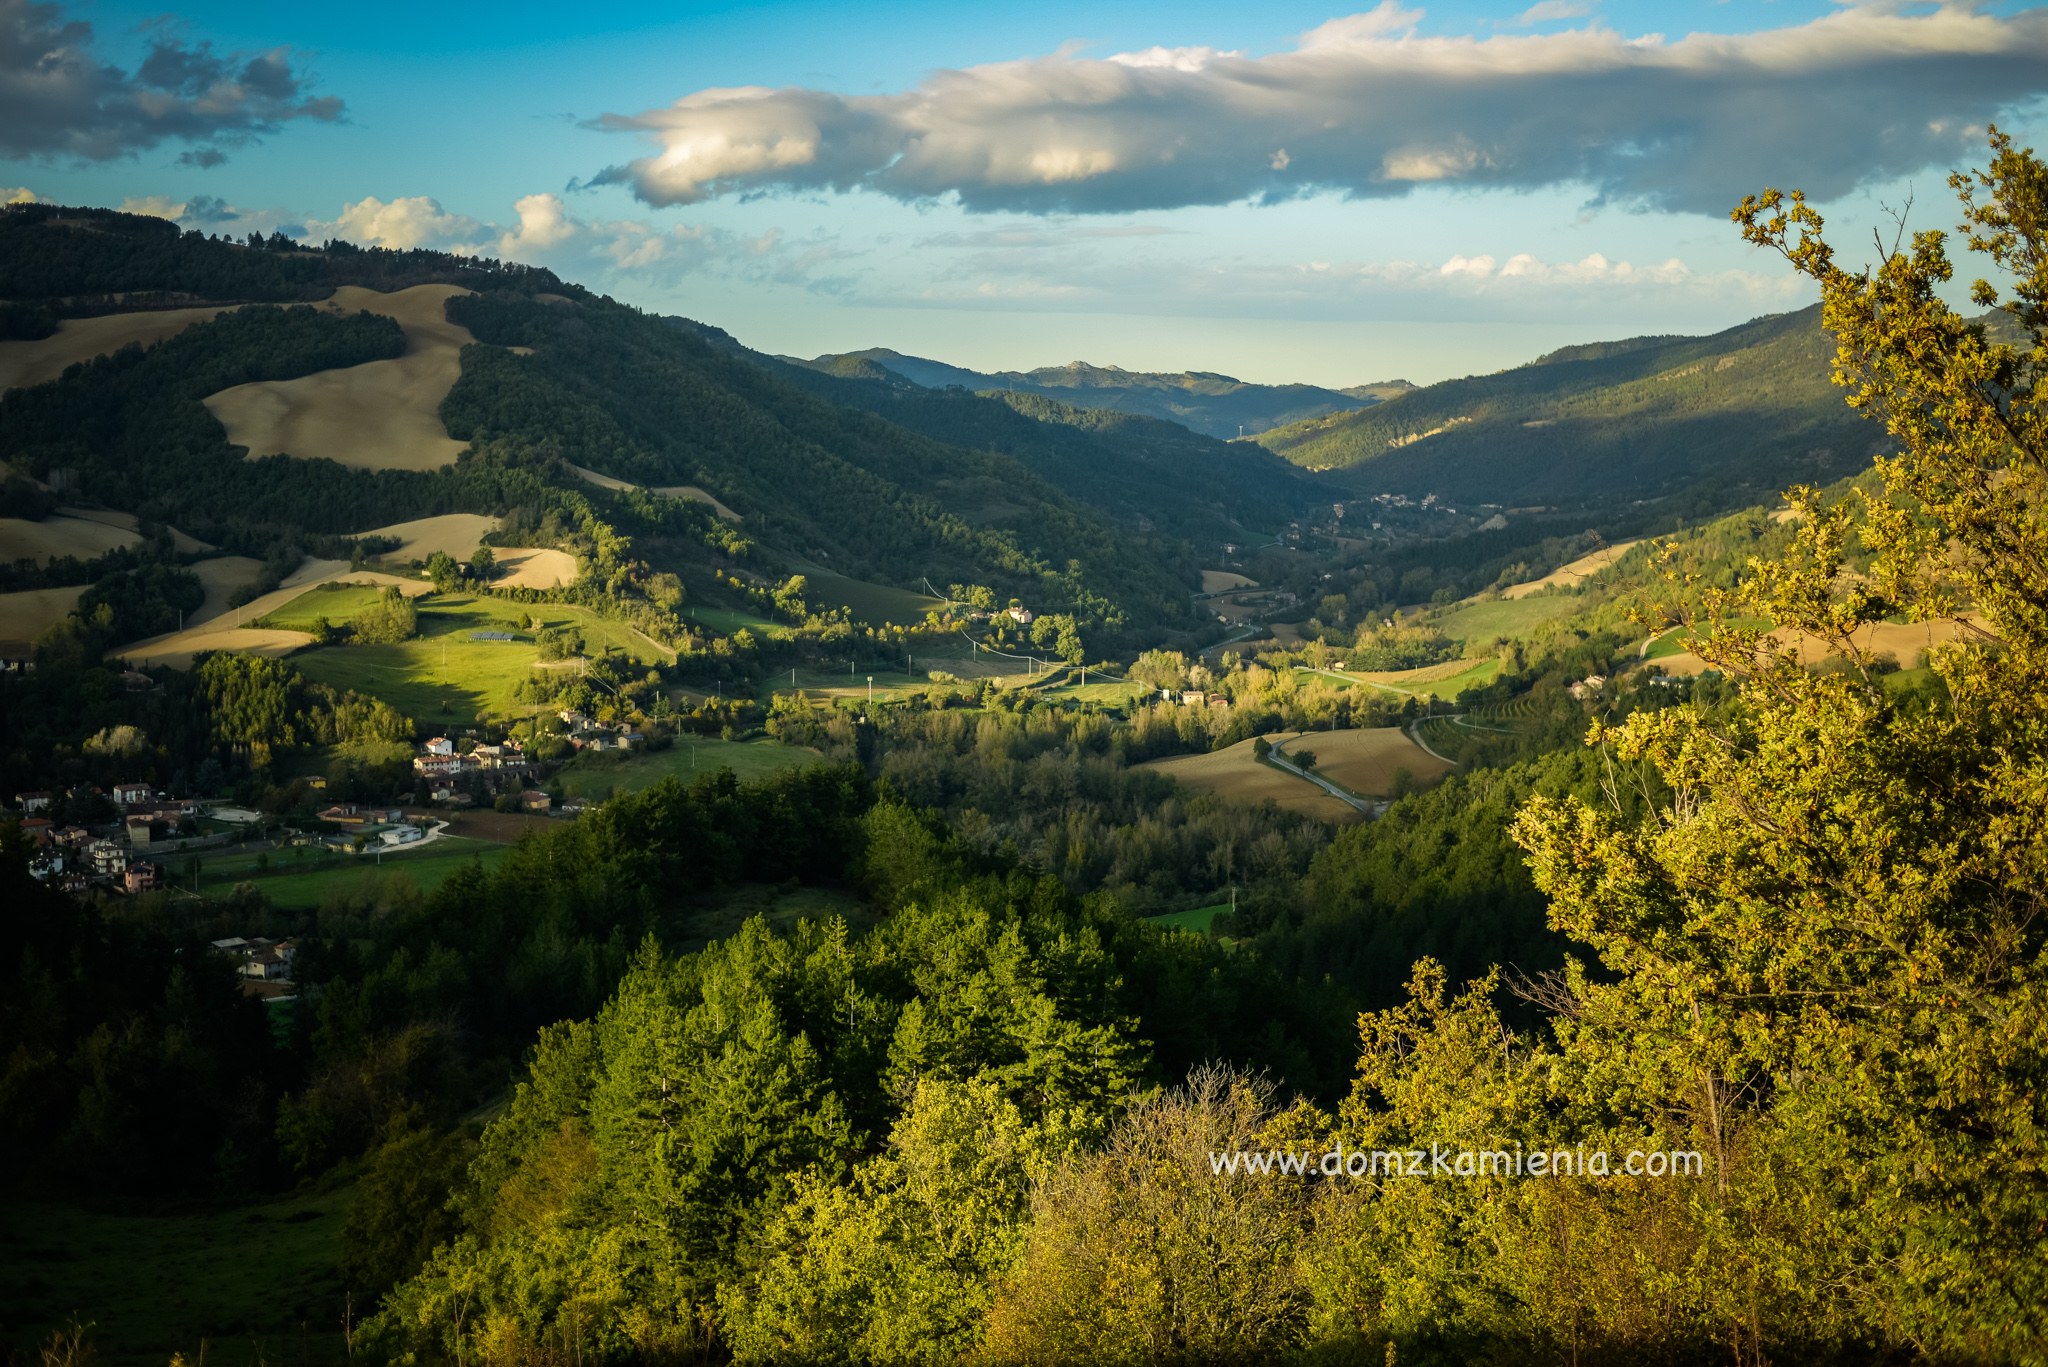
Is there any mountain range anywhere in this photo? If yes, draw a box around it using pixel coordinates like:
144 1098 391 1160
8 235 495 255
795 347 1411 439
1254 304 1884 516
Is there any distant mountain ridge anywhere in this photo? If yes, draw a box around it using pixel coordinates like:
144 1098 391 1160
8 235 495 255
1253 305 1889 515
796 346 1411 439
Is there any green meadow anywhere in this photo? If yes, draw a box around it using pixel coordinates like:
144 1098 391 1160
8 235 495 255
187 837 513 907
290 594 663 727
254 582 392 630
557 737 822 798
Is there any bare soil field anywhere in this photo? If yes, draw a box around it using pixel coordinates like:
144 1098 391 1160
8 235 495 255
0 305 239 392
1653 615 1985 676
0 513 140 564
54 506 214 555
1201 570 1259 593
1141 734 1362 824
1282 726 1453 797
492 547 578 589
117 626 313 671
206 284 475 472
1502 539 1645 599
188 556 267 624
357 513 498 562
439 809 557 843
0 585 85 645
568 464 744 522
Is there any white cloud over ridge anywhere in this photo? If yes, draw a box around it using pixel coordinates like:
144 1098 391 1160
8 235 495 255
290 192 845 294
588 2 2048 216
0 0 342 165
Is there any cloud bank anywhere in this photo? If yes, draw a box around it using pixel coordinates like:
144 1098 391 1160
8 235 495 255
589 2 2048 215
0 0 342 164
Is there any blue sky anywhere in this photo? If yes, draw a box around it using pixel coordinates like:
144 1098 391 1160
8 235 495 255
7 0 2047 384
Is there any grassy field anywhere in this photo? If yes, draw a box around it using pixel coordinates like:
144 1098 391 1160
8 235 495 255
1432 593 1588 645
291 594 662 727
558 737 822 798
803 573 942 626
1643 617 1772 659
1148 903 1228 935
0 1178 354 1367
1039 678 1150 706
188 837 512 908
684 603 786 637
254 583 390 630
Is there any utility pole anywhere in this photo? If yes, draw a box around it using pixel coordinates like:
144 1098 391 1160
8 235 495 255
867 676 873 704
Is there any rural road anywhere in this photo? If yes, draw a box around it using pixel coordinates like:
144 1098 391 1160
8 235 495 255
1405 718 1460 766
1266 735 1382 818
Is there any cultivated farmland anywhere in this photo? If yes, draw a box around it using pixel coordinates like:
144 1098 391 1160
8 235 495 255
568 463 744 522
0 585 84 646
206 284 477 472
0 305 239 392
1501 539 1646 599
1279 726 1454 797
0 512 141 564
1140 734 1363 824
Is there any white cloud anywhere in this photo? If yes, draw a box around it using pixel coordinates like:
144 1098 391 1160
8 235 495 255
4 184 42 203
1512 1 1593 26
305 195 485 251
117 195 186 220
290 192 853 295
589 5 2048 216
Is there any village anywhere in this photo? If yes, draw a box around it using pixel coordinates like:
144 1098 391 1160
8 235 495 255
8 705 648 910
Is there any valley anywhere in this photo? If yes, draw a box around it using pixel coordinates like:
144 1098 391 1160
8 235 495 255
2 153 2040 1367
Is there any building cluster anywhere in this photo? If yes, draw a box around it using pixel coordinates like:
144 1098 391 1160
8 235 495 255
412 734 543 806
15 783 202 894
553 711 646 753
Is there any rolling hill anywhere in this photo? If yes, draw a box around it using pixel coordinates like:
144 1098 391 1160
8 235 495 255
1254 305 1884 514
0 202 1309 649
797 346 1408 438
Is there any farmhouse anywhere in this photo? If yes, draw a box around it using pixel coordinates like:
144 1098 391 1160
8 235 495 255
521 789 551 813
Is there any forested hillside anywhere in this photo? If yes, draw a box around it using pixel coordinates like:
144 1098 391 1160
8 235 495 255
1256 304 1880 512
0 205 1266 641
799 346 1391 438
765 353 1320 545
